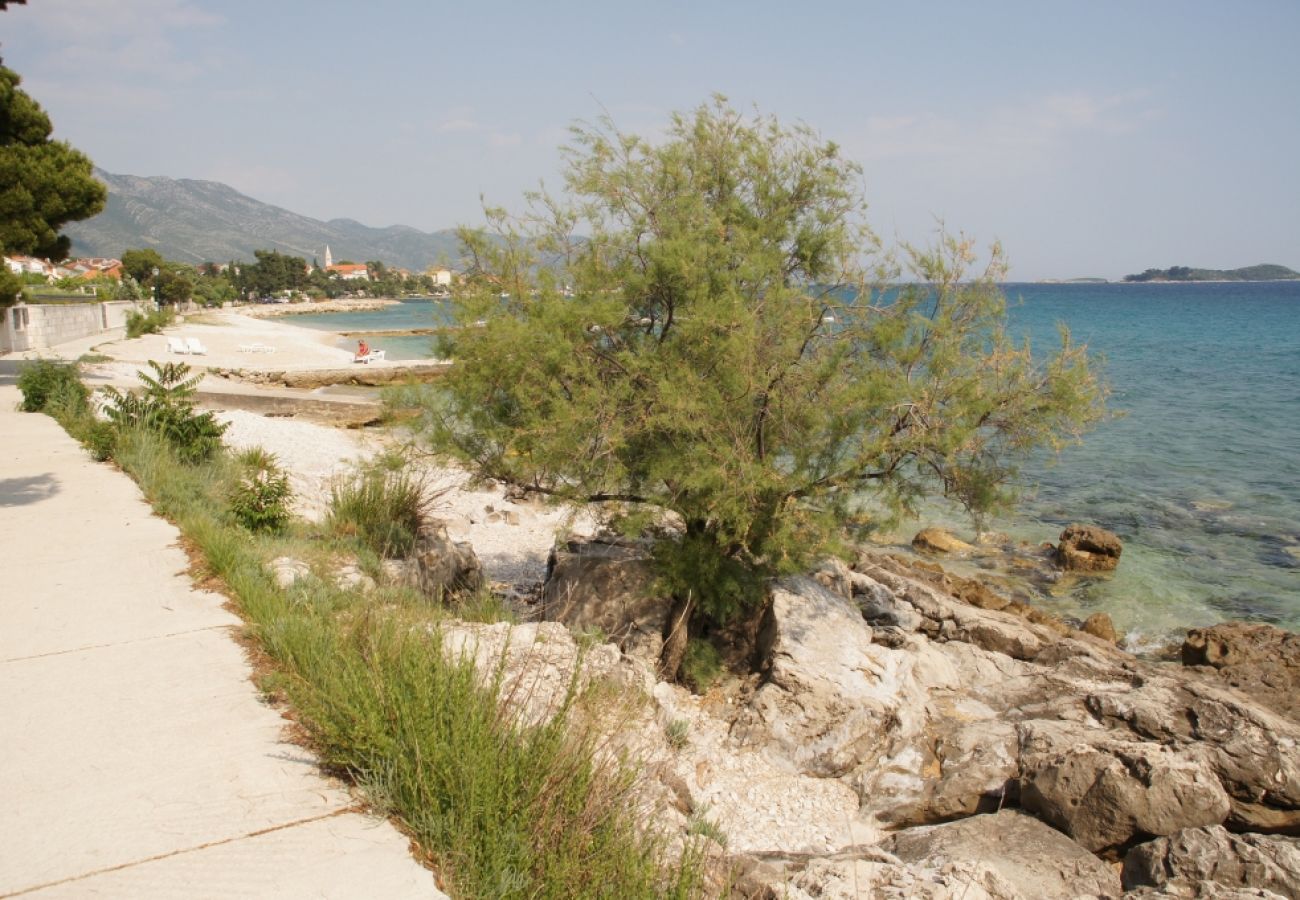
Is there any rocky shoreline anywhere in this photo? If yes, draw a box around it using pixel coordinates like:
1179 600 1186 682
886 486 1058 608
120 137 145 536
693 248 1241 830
489 542 1300 898
234 297 403 318
209 370 1299 899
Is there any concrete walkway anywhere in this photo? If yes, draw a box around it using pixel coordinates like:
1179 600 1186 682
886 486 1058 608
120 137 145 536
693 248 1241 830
0 384 445 898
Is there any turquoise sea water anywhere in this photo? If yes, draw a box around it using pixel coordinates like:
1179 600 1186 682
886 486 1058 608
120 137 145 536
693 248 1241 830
290 299 453 360
290 285 1300 642
995 281 1300 642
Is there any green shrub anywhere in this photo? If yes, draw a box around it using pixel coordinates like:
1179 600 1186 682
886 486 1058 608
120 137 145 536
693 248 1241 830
125 305 174 338
101 360 226 463
80 420 117 462
16 359 87 413
229 447 293 533
327 465 439 558
680 638 722 694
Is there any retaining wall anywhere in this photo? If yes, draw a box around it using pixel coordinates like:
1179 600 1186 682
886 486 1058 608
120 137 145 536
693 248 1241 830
1 301 142 353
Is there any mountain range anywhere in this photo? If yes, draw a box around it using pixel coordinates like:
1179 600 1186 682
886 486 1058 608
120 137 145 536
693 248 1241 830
65 169 463 271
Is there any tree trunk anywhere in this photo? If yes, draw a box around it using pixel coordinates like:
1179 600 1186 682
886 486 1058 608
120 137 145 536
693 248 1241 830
658 591 695 681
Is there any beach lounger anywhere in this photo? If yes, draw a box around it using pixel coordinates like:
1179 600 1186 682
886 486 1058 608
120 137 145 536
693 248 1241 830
167 337 189 354
185 337 208 355
355 349 386 364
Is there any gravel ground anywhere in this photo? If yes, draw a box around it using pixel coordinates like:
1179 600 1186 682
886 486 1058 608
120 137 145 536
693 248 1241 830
216 409 596 591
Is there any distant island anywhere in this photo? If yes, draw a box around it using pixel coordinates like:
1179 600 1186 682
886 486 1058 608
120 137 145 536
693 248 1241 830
1123 264 1300 283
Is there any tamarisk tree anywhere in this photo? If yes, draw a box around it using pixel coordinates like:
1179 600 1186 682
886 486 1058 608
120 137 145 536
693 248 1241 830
409 98 1105 655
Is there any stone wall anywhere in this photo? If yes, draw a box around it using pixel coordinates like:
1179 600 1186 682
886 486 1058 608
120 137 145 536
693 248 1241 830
1 301 140 353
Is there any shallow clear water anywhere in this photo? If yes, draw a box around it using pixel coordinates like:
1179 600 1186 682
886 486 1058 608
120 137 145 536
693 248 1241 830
290 299 453 360
992 282 1300 641
289 284 1300 640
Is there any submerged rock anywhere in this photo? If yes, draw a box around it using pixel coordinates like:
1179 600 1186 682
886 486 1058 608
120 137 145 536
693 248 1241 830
1055 523 1124 572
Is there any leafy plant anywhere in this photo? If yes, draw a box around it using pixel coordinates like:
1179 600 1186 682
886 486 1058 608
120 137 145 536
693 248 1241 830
16 359 87 413
326 464 439 558
124 305 174 338
229 447 293 533
101 360 226 463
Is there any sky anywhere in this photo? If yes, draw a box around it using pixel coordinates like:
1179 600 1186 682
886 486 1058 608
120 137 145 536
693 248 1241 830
3 0 1299 281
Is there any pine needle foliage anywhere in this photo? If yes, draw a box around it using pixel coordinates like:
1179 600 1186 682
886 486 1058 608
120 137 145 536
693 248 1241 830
416 98 1106 620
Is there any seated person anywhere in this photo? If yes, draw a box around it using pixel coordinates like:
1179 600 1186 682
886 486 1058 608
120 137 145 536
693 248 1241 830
355 339 370 361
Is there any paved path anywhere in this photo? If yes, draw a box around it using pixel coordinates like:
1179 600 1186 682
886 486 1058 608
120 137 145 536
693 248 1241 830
0 384 445 898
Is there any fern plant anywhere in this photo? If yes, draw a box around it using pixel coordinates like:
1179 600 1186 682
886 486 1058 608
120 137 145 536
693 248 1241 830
101 361 227 463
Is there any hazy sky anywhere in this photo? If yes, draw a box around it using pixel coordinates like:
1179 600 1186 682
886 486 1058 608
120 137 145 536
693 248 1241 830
3 1 1298 280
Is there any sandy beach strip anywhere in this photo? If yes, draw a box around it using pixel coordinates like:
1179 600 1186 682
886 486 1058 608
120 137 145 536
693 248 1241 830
54 305 593 592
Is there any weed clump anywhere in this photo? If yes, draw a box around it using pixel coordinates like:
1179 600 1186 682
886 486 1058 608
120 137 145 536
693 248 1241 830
17 359 88 414
124 305 174 338
229 447 293 534
327 465 439 558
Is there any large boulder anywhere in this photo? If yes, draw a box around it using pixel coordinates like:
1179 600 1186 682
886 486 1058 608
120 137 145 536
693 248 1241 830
437 620 650 728
1183 622 1300 723
411 520 483 599
1019 738 1231 855
733 576 928 781
884 810 1122 900
1055 523 1123 572
540 536 669 665
1122 825 1300 897
912 527 975 555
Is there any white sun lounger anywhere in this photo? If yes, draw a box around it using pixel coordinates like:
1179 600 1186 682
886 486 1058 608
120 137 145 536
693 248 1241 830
354 349 386 364
167 337 189 354
185 337 208 355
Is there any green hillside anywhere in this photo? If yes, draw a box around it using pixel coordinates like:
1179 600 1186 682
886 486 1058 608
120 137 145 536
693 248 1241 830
1123 264 1300 282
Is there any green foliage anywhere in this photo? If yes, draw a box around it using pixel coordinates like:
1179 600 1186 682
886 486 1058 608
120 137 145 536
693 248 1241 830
16 359 88 413
120 248 165 284
0 265 24 306
685 806 728 849
412 98 1107 625
229 447 293 533
680 638 723 695
326 465 439 558
80 419 117 462
0 63 106 287
125 305 174 338
235 249 308 297
100 360 227 463
665 719 691 750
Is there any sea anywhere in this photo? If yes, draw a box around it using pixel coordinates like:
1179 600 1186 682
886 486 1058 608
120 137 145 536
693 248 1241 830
289 284 1300 645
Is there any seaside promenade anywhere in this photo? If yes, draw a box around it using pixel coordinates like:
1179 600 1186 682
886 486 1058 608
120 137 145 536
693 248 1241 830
0 380 444 897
